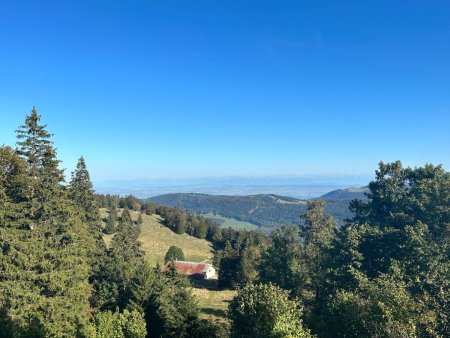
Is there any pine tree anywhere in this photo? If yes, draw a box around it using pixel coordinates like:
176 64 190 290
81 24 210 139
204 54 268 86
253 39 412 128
15 108 65 220
68 156 99 224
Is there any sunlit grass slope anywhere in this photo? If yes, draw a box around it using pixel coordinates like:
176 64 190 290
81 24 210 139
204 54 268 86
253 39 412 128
192 288 236 323
101 209 214 266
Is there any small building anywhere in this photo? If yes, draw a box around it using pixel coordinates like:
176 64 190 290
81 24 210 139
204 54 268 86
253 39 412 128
163 260 218 280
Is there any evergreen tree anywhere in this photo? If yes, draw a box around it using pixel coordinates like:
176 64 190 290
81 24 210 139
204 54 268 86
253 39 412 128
259 225 303 292
15 108 65 219
68 156 99 224
120 208 133 226
103 207 118 234
164 246 185 263
217 240 240 288
1 140 93 337
299 200 338 317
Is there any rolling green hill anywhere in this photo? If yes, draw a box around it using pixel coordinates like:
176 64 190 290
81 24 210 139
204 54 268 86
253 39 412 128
149 193 355 228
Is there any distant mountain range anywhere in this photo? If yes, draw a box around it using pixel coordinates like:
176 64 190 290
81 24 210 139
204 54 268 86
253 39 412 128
149 187 368 229
94 175 371 199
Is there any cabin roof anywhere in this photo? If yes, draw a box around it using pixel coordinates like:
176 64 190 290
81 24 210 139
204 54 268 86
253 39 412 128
163 261 213 275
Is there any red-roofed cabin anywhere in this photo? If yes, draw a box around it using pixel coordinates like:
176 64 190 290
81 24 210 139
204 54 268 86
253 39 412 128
163 261 217 280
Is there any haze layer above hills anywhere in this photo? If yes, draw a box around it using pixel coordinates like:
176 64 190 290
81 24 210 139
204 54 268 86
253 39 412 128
94 175 370 199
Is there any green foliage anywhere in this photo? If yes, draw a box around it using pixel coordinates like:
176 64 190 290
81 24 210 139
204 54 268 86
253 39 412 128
164 245 185 263
103 208 118 234
69 156 100 224
125 260 201 338
15 108 65 218
120 208 133 227
299 200 338 316
322 273 419 338
236 244 261 285
1 112 94 336
324 161 450 337
259 225 303 292
349 160 450 240
228 283 311 338
92 309 147 338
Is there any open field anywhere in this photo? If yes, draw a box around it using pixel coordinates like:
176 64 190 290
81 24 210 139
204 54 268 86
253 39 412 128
202 213 257 230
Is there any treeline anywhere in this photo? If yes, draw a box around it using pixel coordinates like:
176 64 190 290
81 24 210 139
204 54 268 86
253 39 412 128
0 109 226 338
149 193 353 228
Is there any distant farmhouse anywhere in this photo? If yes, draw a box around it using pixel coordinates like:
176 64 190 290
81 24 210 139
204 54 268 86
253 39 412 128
163 261 217 280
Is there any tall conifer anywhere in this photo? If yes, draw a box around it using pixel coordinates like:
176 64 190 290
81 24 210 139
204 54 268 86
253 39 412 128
0 111 93 336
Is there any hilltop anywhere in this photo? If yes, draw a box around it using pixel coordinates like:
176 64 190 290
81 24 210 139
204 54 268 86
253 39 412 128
318 186 369 200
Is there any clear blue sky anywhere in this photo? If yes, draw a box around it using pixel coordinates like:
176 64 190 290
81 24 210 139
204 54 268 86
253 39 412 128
1 1 449 182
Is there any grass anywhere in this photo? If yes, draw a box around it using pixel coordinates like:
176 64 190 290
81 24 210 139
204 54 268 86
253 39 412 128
101 208 214 266
192 287 236 323
202 213 257 230
138 213 214 266
101 208 235 323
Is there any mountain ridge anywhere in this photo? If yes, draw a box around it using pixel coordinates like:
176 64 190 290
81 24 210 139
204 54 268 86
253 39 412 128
148 190 365 229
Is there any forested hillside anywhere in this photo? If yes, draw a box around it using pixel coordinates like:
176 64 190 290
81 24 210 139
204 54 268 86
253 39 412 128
149 193 353 228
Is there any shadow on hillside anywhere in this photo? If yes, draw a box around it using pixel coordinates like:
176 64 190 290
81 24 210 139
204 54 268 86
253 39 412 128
200 307 227 319
190 278 221 291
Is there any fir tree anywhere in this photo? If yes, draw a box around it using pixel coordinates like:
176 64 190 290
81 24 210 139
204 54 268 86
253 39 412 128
15 108 65 220
68 156 99 224
1 111 97 336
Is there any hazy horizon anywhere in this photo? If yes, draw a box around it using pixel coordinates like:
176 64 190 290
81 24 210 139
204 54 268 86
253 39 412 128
92 174 371 199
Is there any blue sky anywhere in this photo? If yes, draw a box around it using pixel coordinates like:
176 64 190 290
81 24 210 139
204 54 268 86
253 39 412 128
1 1 449 182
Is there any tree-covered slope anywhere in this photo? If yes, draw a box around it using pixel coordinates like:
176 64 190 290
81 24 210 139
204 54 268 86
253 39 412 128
149 193 353 228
